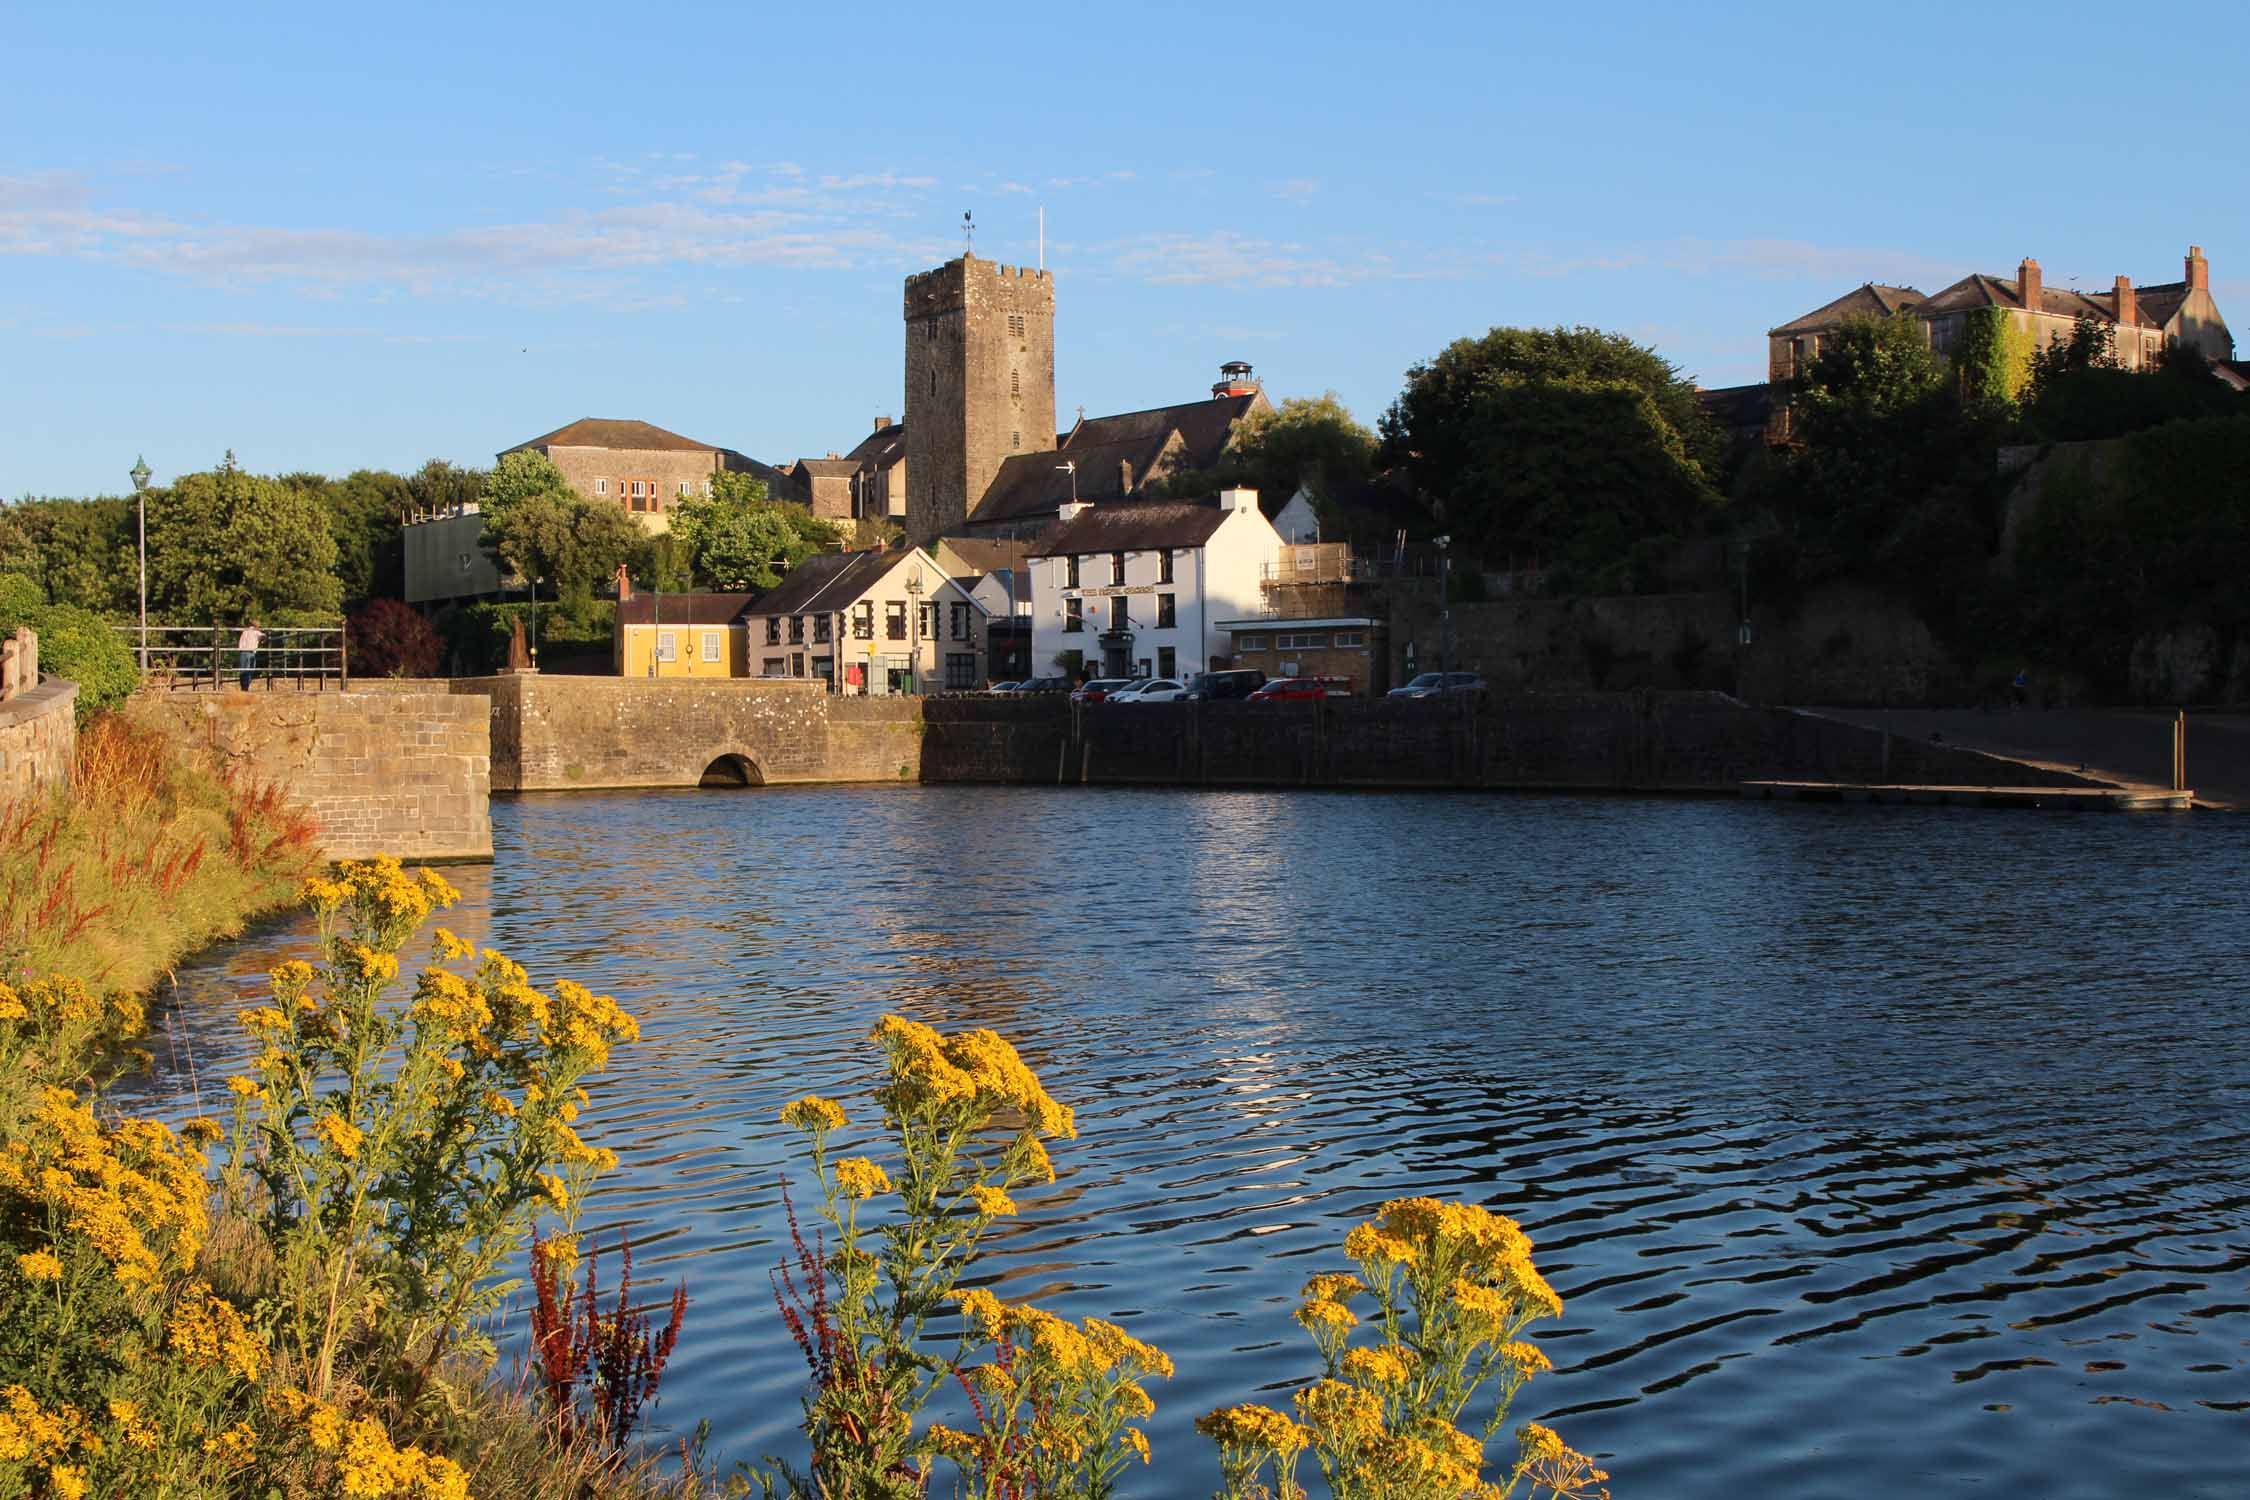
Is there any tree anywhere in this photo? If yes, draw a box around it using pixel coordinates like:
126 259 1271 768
346 597 442 677
477 451 643 602
147 452 343 622
405 459 487 517
1376 326 1721 574
1149 393 1377 509
2 499 137 615
317 470 412 604
666 471 842 592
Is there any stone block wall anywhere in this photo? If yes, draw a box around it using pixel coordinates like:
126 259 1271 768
0 680 78 802
913 692 2098 793
126 691 492 861
465 675 924 791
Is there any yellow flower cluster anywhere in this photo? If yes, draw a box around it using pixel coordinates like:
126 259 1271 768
0 1384 94 1467
1295 1297 1357 1335
966 1183 1015 1218
406 969 493 1048
0 1086 208 1289
313 1113 366 1161
105 1398 158 1450
271 1388 475 1500
15 1251 61 1282
834 1157 892 1200
1195 1402 1311 1457
0 976 144 1038
167 1281 268 1381
430 927 476 962
303 856 460 929
779 1095 847 1133
550 980 639 1068
870 1016 1075 1138
1342 1346 1411 1388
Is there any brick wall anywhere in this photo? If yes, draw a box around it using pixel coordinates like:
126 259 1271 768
126 691 492 861
916 692 2098 792
0 680 78 802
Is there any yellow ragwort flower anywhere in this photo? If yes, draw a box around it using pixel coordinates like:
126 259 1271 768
15 1251 62 1282
313 1113 365 1161
967 1183 1016 1218
431 927 476 962
779 1095 847 1132
834 1156 892 1200
535 1172 571 1213
1195 1403 1309 1457
1343 1345 1411 1387
1294 1298 1357 1336
225 1075 264 1100
1302 1271 1365 1303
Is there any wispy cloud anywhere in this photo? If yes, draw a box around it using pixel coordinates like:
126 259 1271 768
1271 178 1321 201
166 321 483 344
1106 230 1373 289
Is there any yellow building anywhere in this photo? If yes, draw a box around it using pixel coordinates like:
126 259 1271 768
615 592 753 678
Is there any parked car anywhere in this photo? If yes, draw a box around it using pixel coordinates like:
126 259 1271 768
1182 669 1267 701
1249 676 1353 701
1111 677 1187 703
1387 671 1485 699
1016 675 1073 694
1071 678 1134 704
986 680 1021 694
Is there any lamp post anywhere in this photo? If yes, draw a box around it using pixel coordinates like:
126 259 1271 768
905 569 924 695
1433 533 1451 673
129 456 151 672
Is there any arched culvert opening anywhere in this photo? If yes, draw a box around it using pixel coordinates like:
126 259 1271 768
698 753 764 788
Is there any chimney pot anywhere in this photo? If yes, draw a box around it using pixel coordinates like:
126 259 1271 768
874 416 892 431
2187 245 2209 291
1219 486 1260 515
2018 257 2043 312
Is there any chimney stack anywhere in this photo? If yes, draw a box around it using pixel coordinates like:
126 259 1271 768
2114 275 2137 325
615 563 633 603
874 416 892 432
1219 486 1260 515
2187 245 2209 291
2017 257 2043 311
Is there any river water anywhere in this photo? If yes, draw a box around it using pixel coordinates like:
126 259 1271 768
143 786 2249 1497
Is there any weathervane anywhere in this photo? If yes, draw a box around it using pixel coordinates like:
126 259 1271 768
962 210 975 254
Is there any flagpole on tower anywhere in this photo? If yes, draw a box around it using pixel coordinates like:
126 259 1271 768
1039 206 1045 271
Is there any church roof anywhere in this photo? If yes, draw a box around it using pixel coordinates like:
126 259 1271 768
505 417 723 454
972 433 1181 524
1061 391 1264 464
1768 284 1926 336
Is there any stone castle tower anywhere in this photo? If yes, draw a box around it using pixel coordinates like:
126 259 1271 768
903 255 1055 540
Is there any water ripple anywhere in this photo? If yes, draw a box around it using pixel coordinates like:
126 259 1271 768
135 787 2250 1498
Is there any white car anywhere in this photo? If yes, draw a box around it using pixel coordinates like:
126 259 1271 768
1110 677 1187 703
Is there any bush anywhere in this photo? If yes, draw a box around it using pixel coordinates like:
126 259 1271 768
0 584 139 719
347 598 442 678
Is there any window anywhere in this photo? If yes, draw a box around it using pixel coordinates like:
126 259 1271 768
762 657 785 676
1158 646 1176 678
1110 552 1126 585
656 631 677 662
791 652 804 676
1157 549 1174 584
1064 598 1083 633
885 601 907 641
1066 556 1081 588
1011 431 1020 449
813 614 832 644
678 480 691 496
1334 632 1366 647
928 318 938 340
596 478 609 495
853 602 874 640
700 631 721 662
788 615 805 644
1238 635 1268 653
1008 313 1025 338
1156 594 1176 628
765 617 781 646
1109 597 1127 631
1010 369 1020 397
950 602 970 640
947 653 977 690
1276 633 1327 650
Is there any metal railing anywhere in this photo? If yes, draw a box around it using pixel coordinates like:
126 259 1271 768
116 625 349 691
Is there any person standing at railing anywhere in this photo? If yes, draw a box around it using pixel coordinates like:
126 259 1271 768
237 619 262 692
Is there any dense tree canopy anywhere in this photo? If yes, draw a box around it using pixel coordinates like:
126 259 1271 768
1150 393 1377 512
1377 326 1722 582
476 450 645 601
146 453 343 622
666 470 842 592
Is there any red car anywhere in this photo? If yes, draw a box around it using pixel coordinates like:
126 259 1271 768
1248 676 1353 701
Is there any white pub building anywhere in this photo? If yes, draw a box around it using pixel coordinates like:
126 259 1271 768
1028 489 1281 680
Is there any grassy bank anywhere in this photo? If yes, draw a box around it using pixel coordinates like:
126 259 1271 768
0 714 319 992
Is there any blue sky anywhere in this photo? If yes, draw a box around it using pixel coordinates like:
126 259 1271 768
5 0 2245 497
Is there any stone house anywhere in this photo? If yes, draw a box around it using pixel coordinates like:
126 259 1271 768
1770 246 2233 382
784 456 860 520
498 418 771 533
742 546 989 694
1028 489 1281 681
842 417 908 521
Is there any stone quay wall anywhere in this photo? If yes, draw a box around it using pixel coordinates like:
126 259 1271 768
461 674 923 791
0 679 79 802
919 692 2103 792
126 691 492 861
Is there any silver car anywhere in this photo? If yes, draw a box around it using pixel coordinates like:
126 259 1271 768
1387 671 1485 699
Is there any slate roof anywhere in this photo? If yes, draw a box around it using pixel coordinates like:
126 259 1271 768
936 537 1031 576
1768 284 1926 336
1916 273 2122 323
971 434 1181 523
506 418 722 454
617 592 756 626
1027 499 1233 558
844 425 907 467
791 457 860 481
2133 281 2192 328
1062 391 1263 462
1696 383 1773 430
744 549 914 617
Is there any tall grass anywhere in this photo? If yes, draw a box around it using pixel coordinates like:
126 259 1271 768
0 713 319 991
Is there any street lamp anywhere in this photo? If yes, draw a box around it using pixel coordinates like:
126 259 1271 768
905 569 924 695
129 456 151 672
1433 533 1452 674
